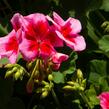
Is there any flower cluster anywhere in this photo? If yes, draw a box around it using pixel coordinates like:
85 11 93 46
0 12 86 70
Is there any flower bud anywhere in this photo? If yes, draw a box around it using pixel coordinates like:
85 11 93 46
79 86 84 91
14 71 21 80
48 74 53 81
67 81 75 86
26 62 33 70
19 68 24 75
12 67 18 72
77 69 83 79
63 85 75 91
5 70 13 78
5 64 14 68
41 91 48 98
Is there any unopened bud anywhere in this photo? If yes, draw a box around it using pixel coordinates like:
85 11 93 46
26 62 33 70
63 85 75 91
77 69 83 79
12 67 18 72
79 86 84 91
82 79 86 85
48 74 53 81
5 64 14 68
41 91 48 98
14 71 21 80
19 68 24 74
5 70 13 78
67 81 75 86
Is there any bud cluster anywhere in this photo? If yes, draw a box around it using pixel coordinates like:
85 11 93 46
35 74 54 98
101 21 109 33
5 64 29 80
63 69 86 92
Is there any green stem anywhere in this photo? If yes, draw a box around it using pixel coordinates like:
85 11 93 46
79 91 92 109
51 89 61 109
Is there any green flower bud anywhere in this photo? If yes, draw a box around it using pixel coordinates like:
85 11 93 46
12 67 18 72
5 70 13 78
5 64 14 68
63 85 75 91
79 86 84 91
19 68 24 75
48 74 53 81
41 91 48 98
26 62 33 70
67 81 75 86
82 79 86 85
77 69 83 79
14 71 21 80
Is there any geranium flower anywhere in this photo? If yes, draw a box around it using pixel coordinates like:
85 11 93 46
11 13 63 61
0 30 19 63
47 12 86 51
98 92 109 109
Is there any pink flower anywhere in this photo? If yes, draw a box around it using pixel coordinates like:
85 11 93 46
51 52 69 70
0 30 19 63
47 12 86 51
11 13 63 61
98 92 109 109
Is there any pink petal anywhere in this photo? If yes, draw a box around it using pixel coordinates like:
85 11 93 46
0 30 19 63
39 41 56 60
51 52 69 70
66 35 86 51
24 13 49 40
67 18 82 34
56 31 86 51
53 12 65 26
46 26 63 47
46 15 60 29
11 13 27 31
19 34 39 61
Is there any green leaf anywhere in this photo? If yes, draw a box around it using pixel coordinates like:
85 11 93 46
98 35 109 52
85 85 99 108
52 71 65 83
88 59 109 92
100 0 109 12
89 59 107 76
0 57 9 65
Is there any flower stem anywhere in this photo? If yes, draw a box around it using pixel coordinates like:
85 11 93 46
51 89 61 109
79 91 92 109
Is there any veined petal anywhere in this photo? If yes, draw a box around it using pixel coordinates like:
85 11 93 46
56 31 86 51
51 52 69 70
19 36 39 61
68 18 82 34
46 15 60 29
66 35 86 51
11 13 28 31
53 12 65 26
47 27 63 47
0 30 19 63
25 13 49 40
39 41 56 60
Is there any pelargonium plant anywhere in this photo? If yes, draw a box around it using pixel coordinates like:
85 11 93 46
0 11 88 108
